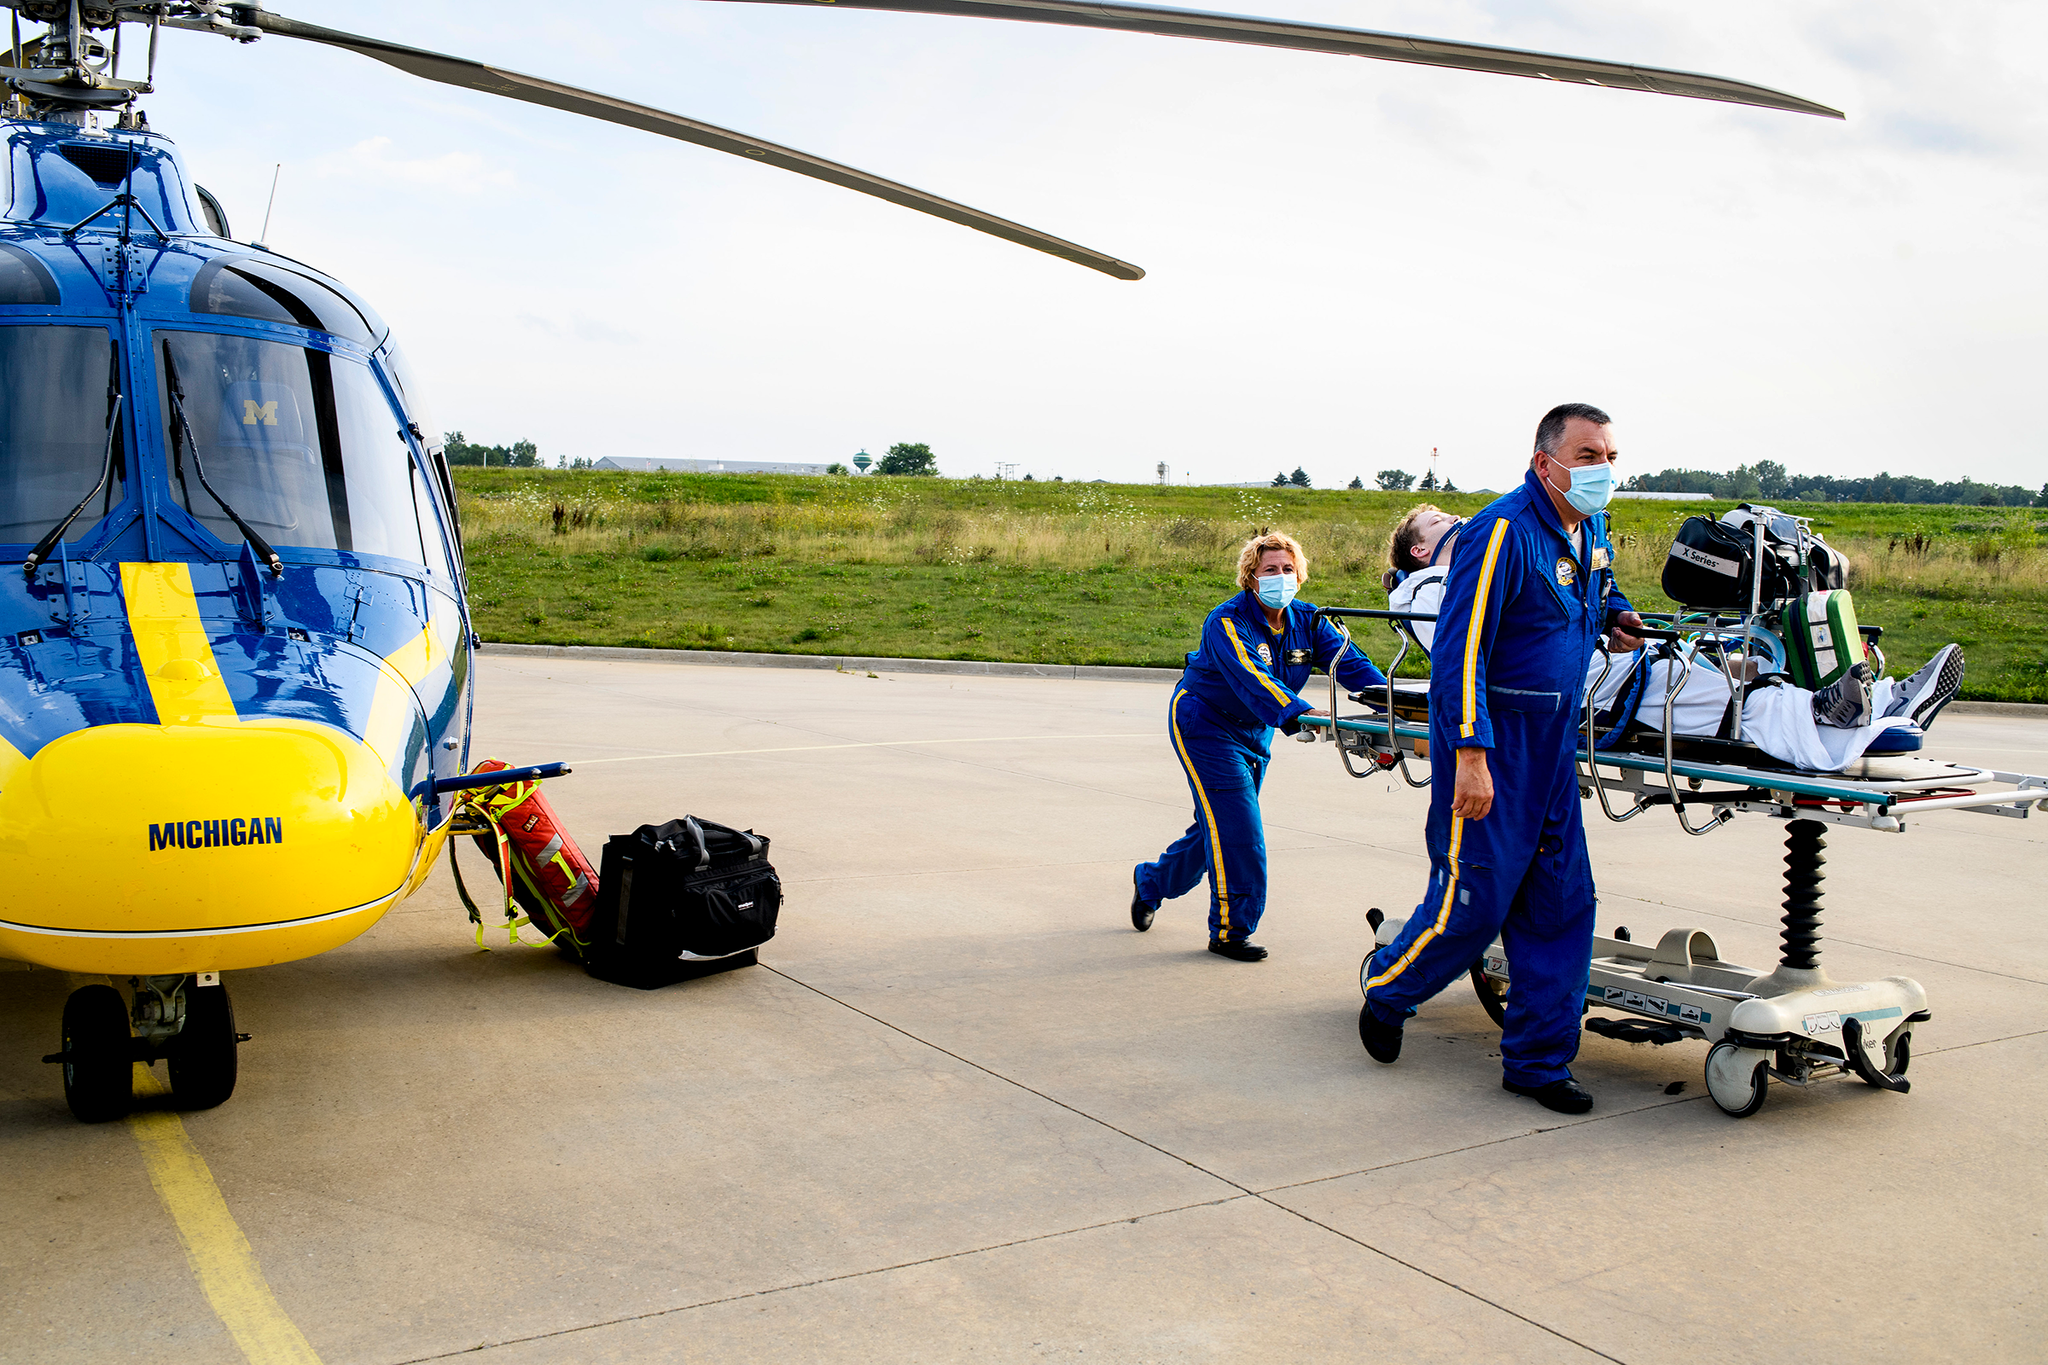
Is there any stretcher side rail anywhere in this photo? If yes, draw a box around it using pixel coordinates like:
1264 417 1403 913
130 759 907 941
1303 607 2046 834
1311 606 1439 789
1299 711 2043 833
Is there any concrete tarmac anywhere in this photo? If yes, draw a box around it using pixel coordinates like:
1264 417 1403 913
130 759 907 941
3 655 2043 1364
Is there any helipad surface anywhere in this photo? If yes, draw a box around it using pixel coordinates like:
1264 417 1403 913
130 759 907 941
4 653 2042 1363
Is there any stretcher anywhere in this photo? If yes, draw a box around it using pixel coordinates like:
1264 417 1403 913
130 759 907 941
1297 606 2047 1117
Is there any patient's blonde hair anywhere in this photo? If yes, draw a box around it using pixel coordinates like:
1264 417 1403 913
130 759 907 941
1236 532 1308 592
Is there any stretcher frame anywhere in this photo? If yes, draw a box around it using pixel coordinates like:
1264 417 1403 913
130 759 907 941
1300 605 2046 1116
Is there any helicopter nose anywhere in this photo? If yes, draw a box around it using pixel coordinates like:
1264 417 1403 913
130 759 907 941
0 715 420 974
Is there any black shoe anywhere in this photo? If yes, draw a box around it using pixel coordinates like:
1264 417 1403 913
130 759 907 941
1208 939 1267 962
1130 873 1157 932
1358 1003 1403 1063
1502 1077 1594 1114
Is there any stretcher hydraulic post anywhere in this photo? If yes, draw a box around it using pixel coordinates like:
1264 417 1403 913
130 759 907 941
1301 606 2046 1117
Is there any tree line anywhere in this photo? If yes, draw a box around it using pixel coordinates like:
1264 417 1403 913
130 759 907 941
1623 460 2044 507
1274 469 1459 492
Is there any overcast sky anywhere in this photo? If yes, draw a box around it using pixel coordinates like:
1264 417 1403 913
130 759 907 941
129 0 2045 492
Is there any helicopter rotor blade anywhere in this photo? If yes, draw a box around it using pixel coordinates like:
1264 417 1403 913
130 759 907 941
238 10 1144 279
707 0 1844 119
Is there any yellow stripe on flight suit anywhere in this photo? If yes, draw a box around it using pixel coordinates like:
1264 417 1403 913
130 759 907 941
1459 518 1511 740
122 562 238 722
1219 616 1296 709
1365 814 1464 990
1167 689 1231 936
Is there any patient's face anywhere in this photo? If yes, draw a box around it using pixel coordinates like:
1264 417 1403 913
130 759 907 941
1411 511 1461 566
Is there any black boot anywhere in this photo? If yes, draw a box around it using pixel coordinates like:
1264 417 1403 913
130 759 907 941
1130 873 1157 932
1358 1003 1403 1064
1208 939 1267 962
1502 1076 1594 1114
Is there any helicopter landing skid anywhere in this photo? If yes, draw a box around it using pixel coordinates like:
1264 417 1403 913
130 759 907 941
42 972 246 1122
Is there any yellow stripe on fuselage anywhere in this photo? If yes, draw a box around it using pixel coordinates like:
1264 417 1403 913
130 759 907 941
0 732 24 795
1168 690 1229 931
363 620 439 772
1220 616 1295 709
122 562 237 722
1366 815 1464 990
1459 519 1510 740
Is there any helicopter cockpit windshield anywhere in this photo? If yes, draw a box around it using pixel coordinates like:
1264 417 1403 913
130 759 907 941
156 331 431 568
0 326 125 547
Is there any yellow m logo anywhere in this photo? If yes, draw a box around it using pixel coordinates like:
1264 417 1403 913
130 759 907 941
242 399 279 427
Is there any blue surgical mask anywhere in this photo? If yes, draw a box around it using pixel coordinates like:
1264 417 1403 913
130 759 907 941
1429 518 1466 566
1554 461 1615 515
1256 573 1298 610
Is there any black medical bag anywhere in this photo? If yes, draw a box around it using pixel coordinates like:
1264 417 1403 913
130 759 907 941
584 817 781 989
1662 514 1770 609
1662 504 1845 609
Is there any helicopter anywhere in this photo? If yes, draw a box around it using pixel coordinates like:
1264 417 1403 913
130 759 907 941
0 0 1836 1124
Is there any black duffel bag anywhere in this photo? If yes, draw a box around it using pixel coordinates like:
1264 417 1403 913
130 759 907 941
585 817 781 989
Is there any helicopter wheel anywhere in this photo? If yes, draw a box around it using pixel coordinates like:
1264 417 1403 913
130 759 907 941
60 985 133 1124
168 984 239 1111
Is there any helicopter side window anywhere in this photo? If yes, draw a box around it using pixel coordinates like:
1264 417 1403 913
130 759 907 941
188 258 380 348
409 462 459 584
157 330 429 569
0 244 61 306
381 342 465 581
0 325 125 547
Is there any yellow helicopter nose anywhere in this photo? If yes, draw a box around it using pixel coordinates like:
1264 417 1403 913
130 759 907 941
0 716 421 974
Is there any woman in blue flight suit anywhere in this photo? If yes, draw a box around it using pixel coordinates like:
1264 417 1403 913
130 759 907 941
1131 533 1388 961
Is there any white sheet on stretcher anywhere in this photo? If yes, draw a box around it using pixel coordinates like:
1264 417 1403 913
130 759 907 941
1389 573 1921 774
1586 652 1921 773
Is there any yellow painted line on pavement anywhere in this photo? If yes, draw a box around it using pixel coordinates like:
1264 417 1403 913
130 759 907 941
127 1066 324 1365
573 733 1154 764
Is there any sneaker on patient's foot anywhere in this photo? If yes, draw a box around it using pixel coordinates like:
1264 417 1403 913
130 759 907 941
1883 644 1965 730
1812 662 1875 730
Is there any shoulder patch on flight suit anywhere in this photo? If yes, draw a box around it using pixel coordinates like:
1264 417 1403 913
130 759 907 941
1256 642 1272 664
1590 546 1611 571
1554 556 1577 586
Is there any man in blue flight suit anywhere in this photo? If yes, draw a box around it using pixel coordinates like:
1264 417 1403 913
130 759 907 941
1132 533 1388 961
1360 404 1645 1113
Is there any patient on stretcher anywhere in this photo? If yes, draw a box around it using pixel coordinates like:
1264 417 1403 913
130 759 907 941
1382 505 1966 772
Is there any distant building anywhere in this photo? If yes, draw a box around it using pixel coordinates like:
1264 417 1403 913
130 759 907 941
591 456 830 476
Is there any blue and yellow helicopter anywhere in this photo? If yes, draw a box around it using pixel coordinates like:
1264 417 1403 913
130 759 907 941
0 1 1835 1123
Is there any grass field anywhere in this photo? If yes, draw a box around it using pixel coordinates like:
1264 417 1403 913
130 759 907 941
454 470 2048 703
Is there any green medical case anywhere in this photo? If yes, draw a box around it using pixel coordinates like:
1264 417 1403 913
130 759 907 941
1782 589 1863 690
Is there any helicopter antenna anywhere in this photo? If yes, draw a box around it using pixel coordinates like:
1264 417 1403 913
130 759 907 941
257 163 282 246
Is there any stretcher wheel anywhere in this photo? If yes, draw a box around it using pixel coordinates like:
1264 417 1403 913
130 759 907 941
60 985 132 1124
1861 1027 1911 1086
1468 961 1507 1028
1705 1041 1770 1118
168 985 238 1111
